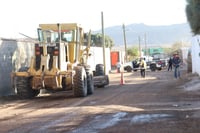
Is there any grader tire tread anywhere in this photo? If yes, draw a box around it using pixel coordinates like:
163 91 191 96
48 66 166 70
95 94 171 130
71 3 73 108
95 64 104 76
73 66 87 97
16 67 39 99
84 65 94 95
96 75 109 88
16 77 39 99
87 72 94 95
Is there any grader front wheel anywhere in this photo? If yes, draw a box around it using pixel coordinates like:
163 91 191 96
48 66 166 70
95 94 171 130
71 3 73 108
73 66 87 97
87 71 94 95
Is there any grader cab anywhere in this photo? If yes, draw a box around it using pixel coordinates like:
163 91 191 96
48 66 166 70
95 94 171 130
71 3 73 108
12 23 96 98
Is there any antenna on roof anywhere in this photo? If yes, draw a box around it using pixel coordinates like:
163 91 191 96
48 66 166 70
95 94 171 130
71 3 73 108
19 32 37 41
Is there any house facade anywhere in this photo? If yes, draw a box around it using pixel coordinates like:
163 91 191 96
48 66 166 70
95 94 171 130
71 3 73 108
191 35 200 75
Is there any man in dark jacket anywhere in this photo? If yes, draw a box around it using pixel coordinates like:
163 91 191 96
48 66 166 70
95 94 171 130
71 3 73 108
172 54 181 79
168 57 173 71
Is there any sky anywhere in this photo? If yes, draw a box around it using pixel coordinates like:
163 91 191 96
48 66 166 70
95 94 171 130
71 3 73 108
0 0 187 38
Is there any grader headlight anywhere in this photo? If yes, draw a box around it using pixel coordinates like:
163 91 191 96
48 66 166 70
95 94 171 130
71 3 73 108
54 47 59 56
35 44 41 55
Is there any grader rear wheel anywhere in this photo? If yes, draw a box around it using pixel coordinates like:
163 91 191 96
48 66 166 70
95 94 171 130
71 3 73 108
73 66 87 97
16 76 40 99
15 67 39 99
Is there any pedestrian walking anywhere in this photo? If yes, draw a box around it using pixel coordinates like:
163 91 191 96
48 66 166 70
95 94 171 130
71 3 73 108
172 54 181 79
168 57 173 71
116 62 121 73
140 58 147 78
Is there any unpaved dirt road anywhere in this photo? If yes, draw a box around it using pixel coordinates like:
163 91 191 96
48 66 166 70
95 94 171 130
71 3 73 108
1 67 200 133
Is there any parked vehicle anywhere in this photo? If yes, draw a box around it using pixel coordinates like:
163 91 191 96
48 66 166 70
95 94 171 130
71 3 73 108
123 62 133 72
149 62 162 71
149 58 162 71
122 56 163 72
132 59 141 71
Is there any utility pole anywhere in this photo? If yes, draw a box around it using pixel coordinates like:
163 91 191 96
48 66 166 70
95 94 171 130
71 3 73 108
138 36 141 57
101 11 106 75
144 33 147 56
122 24 127 63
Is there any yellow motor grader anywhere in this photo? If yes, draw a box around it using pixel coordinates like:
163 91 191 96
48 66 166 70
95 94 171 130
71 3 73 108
11 23 108 99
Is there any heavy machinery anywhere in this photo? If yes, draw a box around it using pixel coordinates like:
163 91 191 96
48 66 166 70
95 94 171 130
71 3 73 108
11 23 108 99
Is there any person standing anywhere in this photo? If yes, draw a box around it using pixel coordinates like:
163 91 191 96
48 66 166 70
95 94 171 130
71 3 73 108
172 54 181 79
116 62 121 73
168 57 173 71
140 58 147 78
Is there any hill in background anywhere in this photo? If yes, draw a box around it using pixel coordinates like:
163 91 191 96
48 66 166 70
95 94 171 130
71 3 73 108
93 23 193 47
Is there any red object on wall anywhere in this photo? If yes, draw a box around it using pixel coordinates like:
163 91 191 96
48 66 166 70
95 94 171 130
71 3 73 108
110 51 119 67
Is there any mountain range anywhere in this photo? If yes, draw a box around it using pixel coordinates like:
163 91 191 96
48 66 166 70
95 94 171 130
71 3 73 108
93 23 193 47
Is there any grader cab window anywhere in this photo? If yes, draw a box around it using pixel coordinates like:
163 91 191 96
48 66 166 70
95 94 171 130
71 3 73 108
37 27 81 44
37 29 58 44
61 30 76 42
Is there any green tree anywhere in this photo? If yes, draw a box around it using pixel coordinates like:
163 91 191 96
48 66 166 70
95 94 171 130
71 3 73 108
186 0 200 34
91 33 114 48
127 46 139 61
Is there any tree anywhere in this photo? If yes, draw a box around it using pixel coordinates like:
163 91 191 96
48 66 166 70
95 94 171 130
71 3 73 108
186 0 200 34
167 41 183 57
91 33 114 48
127 46 139 61
171 41 183 51
163 47 173 56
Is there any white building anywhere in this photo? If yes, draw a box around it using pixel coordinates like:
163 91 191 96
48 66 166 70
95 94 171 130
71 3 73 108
181 47 190 64
87 47 111 74
191 35 200 75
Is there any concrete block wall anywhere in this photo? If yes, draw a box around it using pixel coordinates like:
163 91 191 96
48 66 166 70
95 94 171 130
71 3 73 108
0 38 34 96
